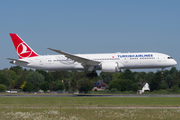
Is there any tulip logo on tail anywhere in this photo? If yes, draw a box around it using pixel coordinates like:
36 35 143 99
17 43 32 58
9 33 39 59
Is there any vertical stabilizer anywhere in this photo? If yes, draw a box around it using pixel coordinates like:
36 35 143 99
9 33 38 59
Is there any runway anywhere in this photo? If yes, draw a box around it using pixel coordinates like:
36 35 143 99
0 94 180 97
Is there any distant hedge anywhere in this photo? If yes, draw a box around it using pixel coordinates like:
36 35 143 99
0 84 6 92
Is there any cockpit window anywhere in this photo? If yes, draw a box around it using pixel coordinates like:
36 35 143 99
168 57 173 59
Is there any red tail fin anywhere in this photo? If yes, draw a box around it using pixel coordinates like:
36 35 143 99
9 33 39 59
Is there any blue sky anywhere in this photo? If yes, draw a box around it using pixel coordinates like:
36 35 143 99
0 1 180 72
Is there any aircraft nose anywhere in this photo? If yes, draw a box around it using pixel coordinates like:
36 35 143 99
173 59 177 66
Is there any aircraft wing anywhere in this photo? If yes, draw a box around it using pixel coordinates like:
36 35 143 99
6 58 29 64
47 48 101 70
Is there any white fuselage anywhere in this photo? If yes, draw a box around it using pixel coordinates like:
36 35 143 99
13 52 177 72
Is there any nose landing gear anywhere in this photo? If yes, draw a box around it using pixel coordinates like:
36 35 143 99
161 68 165 74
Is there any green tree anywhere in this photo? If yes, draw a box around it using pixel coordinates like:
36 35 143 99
103 76 112 85
36 70 54 83
112 73 122 81
169 67 177 76
51 71 72 81
79 81 94 93
49 81 56 91
55 82 64 91
150 71 163 91
86 70 98 78
51 71 63 80
145 72 154 83
110 88 118 93
64 82 69 91
138 72 146 79
10 66 23 75
118 79 132 91
163 70 170 79
1 68 20 88
160 84 168 90
123 69 135 81
0 69 18 88
3 70 19 84
0 72 10 86
109 83 121 91
172 71 180 86
0 84 6 92
100 72 113 84
178 81 180 88
26 71 44 91
11 80 15 89
171 85 179 93
16 69 33 89
40 81 50 92
138 72 147 82
23 82 33 92
72 71 86 82
71 77 77 91
132 83 139 92
165 74 173 88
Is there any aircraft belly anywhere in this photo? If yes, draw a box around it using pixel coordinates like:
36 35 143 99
121 60 166 69
43 62 77 70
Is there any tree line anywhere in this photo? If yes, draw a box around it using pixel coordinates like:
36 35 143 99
0 66 180 93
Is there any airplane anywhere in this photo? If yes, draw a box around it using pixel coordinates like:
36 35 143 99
6 33 177 73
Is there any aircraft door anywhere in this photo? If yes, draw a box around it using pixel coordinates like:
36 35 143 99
124 57 129 63
158 56 162 62
40 58 44 65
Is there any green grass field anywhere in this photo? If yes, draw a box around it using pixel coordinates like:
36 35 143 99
0 97 180 119
0 97 180 107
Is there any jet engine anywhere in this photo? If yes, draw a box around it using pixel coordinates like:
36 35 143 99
101 62 123 73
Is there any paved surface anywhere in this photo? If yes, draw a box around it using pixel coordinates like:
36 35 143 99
78 94 180 97
75 106 180 109
1 106 180 109
1 94 180 97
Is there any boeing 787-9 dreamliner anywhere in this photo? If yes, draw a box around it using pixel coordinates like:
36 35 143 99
6 33 177 73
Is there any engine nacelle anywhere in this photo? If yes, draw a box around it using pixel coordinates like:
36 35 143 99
101 62 123 73
10 60 16 64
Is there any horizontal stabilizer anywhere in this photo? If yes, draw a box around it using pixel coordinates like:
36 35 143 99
5 58 29 64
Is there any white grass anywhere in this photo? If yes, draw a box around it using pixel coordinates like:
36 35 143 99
0 109 180 120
